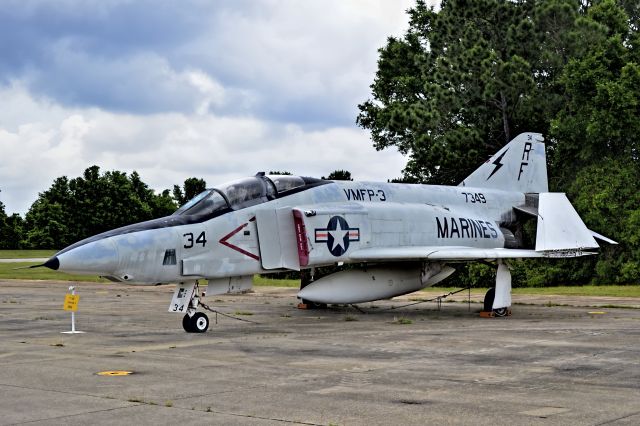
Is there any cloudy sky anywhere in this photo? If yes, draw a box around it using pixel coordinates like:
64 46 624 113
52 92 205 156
0 0 426 215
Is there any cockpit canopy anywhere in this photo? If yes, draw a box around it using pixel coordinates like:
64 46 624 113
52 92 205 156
173 174 321 217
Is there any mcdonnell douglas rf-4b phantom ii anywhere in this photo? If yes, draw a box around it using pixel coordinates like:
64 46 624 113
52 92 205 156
40 133 616 332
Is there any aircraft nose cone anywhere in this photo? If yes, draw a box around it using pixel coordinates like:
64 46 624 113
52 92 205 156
43 256 60 271
55 238 119 275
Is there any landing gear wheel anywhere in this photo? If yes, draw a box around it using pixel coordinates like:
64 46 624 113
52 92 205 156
483 288 495 312
493 307 508 317
182 314 195 333
483 288 509 316
191 312 209 333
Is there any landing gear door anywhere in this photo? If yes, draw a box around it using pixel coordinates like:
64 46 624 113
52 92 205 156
255 208 300 271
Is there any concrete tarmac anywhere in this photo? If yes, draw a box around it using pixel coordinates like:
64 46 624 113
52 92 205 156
1 280 639 425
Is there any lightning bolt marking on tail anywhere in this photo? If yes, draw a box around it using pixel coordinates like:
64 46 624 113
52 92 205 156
487 148 509 180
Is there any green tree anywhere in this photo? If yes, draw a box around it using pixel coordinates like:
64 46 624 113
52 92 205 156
173 177 207 207
129 171 177 217
568 160 640 283
23 167 178 249
551 0 639 185
23 199 69 249
151 189 179 217
4 214 25 249
512 159 640 286
322 170 353 181
357 0 585 184
360 0 639 286
0 194 25 250
23 177 71 249
519 0 640 285
0 194 6 247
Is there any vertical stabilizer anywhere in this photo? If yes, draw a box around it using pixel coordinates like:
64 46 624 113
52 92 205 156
459 132 548 193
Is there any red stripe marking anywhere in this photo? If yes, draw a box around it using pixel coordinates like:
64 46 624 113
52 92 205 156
293 210 309 266
219 222 260 261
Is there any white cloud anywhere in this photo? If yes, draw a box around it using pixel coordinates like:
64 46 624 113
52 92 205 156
186 0 417 124
0 84 406 215
0 1 439 215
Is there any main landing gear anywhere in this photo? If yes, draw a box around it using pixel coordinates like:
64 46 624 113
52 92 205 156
481 261 512 318
169 281 210 333
482 288 509 317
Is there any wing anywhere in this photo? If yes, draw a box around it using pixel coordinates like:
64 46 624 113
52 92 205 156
349 246 597 262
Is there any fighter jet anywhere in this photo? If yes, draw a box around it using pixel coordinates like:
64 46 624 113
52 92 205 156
40 133 615 332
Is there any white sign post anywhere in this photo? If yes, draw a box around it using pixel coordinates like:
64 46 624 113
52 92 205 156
62 286 85 334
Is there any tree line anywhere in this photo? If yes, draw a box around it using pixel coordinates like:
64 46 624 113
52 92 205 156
0 167 201 249
0 168 352 250
358 0 640 285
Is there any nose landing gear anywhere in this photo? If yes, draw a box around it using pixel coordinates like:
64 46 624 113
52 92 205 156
169 281 210 333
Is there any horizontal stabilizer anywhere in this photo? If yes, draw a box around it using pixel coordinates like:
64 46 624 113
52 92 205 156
535 193 599 251
591 230 618 245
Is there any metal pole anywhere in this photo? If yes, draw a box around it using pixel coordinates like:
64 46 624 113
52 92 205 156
70 286 76 333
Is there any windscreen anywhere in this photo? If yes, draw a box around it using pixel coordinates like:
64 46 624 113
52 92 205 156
174 175 314 215
173 189 229 216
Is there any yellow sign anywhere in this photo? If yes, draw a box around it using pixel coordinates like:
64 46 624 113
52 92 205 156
63 294 80 311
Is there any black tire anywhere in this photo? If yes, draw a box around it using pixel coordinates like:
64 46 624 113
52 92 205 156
182 314 195 333
483 288 495 312
192 312 209 333
493 307 508 317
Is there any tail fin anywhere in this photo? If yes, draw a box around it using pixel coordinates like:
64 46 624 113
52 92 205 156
459 132 548 193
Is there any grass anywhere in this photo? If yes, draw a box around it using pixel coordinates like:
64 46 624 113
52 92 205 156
393 317 413 325
511 285 640 298
0 262 107 282
427 285 640 298
0 250 57 259
252 275 300 287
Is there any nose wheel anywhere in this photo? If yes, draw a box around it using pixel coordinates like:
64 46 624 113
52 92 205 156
183 312 209 333
170 282 211 333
